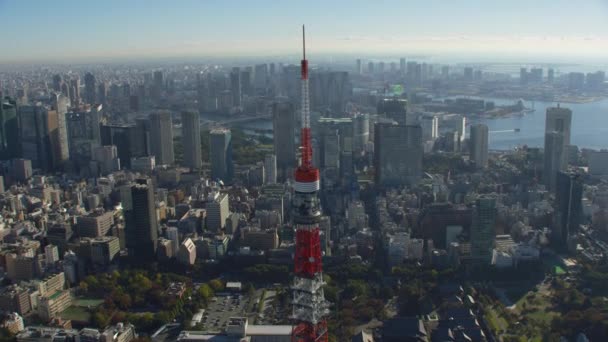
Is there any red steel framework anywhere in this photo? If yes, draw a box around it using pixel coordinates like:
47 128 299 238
291 25 329 342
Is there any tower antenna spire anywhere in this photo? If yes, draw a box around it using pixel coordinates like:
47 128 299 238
292 25 328 342
302 25 306 60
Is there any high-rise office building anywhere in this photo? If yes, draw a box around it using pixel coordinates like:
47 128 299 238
463 67 474 82
356 59 362 75
529 68 543 83
18 105 55 171
374 123 422 186
377 98 408 125
181 111 202 169
378 62 385 73
61 82 70 98
470 124 489 168
254 64 268 91
554 171 583 249
544 131 566 191
568 72 585 90
13 159 32 183
92 145 120 175
206 192 229 232
196 73 213 113
546 106 572 148
264 154 277 184
352 114 369 155
240 69 252 96
66 105 102 167
70 77 81 105
368 61 374 74
149 111 174 165
547 68 555 83
50 94 70 166
420 115 439 142
441 65 450 79
84 72 96 105
0 97 19 159
153 70 163 88
471 196 496 265
272 101 296 182
309 71 352 114
97 82 107 105
400 58 406 74
520 68 528 85
100 124 148 169
229 67 242 107
210 128 233 183
52 74 63 92
544 106 571 190
126 178 158 260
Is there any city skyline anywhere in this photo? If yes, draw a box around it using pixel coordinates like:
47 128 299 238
2 0 608 63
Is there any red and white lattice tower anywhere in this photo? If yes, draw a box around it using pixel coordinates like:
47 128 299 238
291 25 329 342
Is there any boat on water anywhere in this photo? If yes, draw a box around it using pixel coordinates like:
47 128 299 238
514 128 521 132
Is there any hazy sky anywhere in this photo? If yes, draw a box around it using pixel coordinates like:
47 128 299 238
1 0 608 63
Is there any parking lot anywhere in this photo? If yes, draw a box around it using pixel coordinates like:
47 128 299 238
199 293 250 331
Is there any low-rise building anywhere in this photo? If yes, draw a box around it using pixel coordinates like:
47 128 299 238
0 285 32 315
101 323 136 342
3 312 25 334
178 238 196 265
38 290 72 321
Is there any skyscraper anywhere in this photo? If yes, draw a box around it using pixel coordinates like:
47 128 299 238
544 131 566 191
181 111 202 169
210 128 233 183
264 154 277 184
352 114 370 155
464 67 474 82
546 106 572 150
548 68 555 83
97 82 107 105
470 124 489 168
126 178 159 260
254 64 268 92
18 105 68 171
84 72 96 105
554 171 583 249
149 111 174 165
377 98 407 125
229 67 242 107
240 69 252 96
0 97 19 159
420 115 439 142
309 71 352 114
100 124 148 169
66 106 102 168
50 94 70 167
70 77 80 105
471 196 496 265
544 106 571 190
153 70 163 91
272 101 296 182
19 105 51 170
206 192 229 232
356 59 362 75
400 58 406 74
374 123 422 186
52 74 63 92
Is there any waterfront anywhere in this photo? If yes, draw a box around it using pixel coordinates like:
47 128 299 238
475 98 608 151
239 98 608 151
